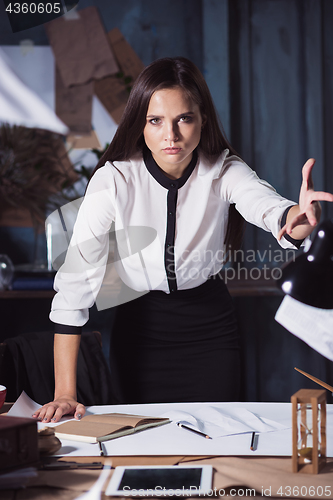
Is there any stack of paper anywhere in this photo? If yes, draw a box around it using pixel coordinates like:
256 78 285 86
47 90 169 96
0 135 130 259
275 295 333 361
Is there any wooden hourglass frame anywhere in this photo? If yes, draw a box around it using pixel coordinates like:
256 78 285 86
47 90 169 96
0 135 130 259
291 389 326 474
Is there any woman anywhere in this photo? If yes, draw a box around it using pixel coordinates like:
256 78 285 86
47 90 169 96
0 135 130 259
33 57 333 423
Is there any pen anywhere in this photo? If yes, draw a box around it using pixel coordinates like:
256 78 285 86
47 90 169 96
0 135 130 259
98 440 107 456
250 432 256 451
177 422 212 439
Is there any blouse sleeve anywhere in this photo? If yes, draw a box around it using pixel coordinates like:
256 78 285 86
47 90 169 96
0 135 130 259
217 155 300 249
49 163 116 331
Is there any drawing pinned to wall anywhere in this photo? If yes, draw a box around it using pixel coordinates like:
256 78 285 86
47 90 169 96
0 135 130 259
44 7 144 144
95 28 145 124
55 67 94 134
45 6 118 87
66 130 102 152
44 6 119 135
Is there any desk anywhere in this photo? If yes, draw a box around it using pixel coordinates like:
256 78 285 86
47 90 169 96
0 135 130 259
3 455 333 499
49 402 297 457
3 402 333 499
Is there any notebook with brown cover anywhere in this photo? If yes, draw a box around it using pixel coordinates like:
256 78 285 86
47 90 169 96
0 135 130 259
52 413 170 443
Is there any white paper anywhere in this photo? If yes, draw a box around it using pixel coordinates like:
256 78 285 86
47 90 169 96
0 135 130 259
7 391 41 418
50 401 296 457
6 391 74 431
0 48 68 134
7 394 333 458
159 406 287 438
275 295 333 361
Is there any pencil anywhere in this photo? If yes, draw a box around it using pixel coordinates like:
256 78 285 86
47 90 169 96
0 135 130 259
294 367 333 393
250 432 256 450
177 422 212 439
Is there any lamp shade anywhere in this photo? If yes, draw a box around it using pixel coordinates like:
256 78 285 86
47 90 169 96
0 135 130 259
276 219 333 309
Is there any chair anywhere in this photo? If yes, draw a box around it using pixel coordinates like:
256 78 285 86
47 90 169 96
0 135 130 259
0 330 114 406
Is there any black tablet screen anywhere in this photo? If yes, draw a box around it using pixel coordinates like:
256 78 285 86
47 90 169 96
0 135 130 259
119 468 202 491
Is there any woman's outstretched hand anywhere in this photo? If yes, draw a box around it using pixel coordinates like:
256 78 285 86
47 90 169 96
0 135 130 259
32 396 86 423
278 158 333 241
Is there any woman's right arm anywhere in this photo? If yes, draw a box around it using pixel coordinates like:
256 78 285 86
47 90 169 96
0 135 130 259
34 166 116 422
32 334 85 423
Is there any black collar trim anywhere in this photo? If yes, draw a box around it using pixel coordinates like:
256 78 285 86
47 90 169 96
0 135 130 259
143 147 198 190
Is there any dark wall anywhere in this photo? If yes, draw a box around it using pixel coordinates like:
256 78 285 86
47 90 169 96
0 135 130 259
236 295 333 404
230 0 333 254
228 0 333 403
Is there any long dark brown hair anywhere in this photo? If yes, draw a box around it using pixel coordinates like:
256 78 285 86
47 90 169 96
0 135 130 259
93 57 244 251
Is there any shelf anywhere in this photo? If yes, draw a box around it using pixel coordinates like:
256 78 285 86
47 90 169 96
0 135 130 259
0 277 282 299
0 290 55 299
227 278 283 297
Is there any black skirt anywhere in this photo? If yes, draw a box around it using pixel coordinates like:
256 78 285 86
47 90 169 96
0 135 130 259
109 274 240 404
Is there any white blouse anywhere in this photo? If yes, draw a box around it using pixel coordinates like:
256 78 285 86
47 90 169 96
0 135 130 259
50 149 298 330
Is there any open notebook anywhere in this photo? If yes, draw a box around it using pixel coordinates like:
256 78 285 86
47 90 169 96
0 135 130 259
52 413 170 443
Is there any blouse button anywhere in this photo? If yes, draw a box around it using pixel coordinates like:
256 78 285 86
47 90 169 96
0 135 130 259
170 183 176 188
168 212 173 216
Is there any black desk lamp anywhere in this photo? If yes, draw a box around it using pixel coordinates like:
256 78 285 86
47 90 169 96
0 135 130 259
276 219 333 309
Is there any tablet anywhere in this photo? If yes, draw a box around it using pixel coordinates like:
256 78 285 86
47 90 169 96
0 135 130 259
105 465 213 497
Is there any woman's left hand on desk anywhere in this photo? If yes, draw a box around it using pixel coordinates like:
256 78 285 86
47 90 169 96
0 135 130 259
32 396 86 423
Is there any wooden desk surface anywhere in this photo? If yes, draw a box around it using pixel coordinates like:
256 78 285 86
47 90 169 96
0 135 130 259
1 403 333 499
2 455 333 499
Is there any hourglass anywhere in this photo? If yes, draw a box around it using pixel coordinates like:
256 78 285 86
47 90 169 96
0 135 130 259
291 389 326 473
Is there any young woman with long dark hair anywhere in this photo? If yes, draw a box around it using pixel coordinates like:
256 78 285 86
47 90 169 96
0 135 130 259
33 57 333 422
